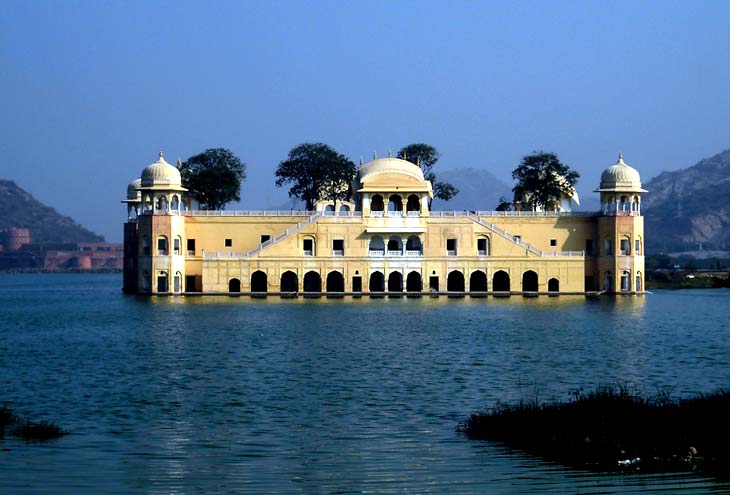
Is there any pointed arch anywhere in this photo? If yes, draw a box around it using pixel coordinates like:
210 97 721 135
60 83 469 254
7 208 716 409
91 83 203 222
228 278 241 293
251 270 268 293
369 271 384 292
447 270 465 292
469 270 488 292
522 270 538 292
548 278 559 293
493 270 510 292
280 271 298 293
406 271 422 292
388 271 403 292
326 271 345 293
303 271 321 293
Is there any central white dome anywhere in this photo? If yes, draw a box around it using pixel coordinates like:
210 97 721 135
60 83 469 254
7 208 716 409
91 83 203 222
597 154 646 192
358 157 425 182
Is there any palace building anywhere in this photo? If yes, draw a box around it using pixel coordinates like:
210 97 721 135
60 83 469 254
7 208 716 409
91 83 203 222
122 152 646 296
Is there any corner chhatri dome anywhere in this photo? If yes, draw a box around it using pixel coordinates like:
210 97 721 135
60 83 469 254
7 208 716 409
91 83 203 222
596 153 647 192
140 151 183 188
126 178 142 200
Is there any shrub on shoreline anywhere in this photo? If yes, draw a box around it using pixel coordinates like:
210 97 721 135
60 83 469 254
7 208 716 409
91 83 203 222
458 386 730 476
0 407 67 441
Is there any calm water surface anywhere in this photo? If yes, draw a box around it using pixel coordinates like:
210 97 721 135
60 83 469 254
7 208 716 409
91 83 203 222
1 274 730 494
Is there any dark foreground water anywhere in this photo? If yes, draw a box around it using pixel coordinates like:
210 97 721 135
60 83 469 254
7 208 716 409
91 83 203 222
1 274 730 494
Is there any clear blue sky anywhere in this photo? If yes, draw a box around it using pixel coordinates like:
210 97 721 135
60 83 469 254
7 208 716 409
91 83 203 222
2 0 729 241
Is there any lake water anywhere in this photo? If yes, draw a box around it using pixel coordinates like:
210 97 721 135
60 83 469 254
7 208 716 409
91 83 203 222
1 273 730 494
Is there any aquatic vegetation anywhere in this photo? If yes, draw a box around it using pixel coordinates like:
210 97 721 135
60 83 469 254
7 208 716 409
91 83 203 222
458 386 730 476
0 407 67 441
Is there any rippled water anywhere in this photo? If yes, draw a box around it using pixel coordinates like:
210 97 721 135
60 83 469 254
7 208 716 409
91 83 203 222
1 274 730 493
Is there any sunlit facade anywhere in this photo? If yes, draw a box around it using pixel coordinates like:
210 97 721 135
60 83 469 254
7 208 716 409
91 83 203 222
122 152 645 296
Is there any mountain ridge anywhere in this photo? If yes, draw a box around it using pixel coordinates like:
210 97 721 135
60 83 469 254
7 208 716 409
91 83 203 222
0 179 104 244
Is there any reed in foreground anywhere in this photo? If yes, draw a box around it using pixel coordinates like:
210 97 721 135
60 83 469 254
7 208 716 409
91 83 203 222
458 386 730 475
0 406 67 441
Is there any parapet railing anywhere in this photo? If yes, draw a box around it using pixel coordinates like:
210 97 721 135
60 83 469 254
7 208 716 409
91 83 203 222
184 210 316 217
431 210 600 217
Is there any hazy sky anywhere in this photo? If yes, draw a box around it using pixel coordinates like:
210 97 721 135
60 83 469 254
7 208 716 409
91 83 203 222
2 1 729 242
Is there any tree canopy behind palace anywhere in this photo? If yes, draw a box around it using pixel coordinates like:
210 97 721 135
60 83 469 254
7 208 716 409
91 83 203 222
180 148 247 210
512 151 579 211
396 143 458 203
275 143 356 211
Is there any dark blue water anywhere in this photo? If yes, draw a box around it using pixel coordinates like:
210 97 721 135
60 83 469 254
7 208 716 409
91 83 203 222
1 274 729 493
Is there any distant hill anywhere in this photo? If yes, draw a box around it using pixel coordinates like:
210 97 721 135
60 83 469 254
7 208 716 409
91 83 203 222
431 168 512 211
0 180 104 244
643 148 730 253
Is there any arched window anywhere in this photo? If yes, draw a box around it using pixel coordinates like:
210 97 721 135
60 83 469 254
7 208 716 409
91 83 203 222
406 195 420 213
228 278 241 293
388 272 403 292
635 237 642 255
447 271 465 292
302 236 316 256
522 270 538 292
157 235 168 255
620 195 629 212
636 272 643 292
369 236 385 255
339 204 350 212
387 236 402 254
174 236 182 255
171 195 180 212
174 271 182 292
548 278 559 293
370 194 384 212
156 195 168 213
325 204 335 212
388 194 403 212
326 271 345 293
369 271 385 292
621 271 631 291
620 236 631 255
251 270 268 293
493 270 510 292
476 236 489 256
406 271 422 292
406 236 422 254
157 271 169 292
470 271 488 292
303 271 321 293
280 271 298 293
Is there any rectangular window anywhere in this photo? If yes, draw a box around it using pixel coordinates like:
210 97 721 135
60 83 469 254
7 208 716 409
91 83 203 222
477 238 488 256
173 238 181 255
635 239 641 255
605 239 613 255
157 238 168 255
550 239 557 247
225 238 232 247
446 238 457 256
332 239 344 256
303 239 313 256
513 235 521 242
187 239 196 255
261 235 271 244
585 239 594 256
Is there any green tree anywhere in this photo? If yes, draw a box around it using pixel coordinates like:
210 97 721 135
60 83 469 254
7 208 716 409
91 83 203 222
180 148 246 210
397 143 458 203
495 196 512 211
512 151 579 211
275 143 356 211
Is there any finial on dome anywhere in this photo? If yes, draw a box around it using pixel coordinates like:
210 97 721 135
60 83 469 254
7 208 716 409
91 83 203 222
159 149 164 159
618 152 624 163
373 150 377 160
359 156 363 166
177 158 183 169
388 149 392 158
